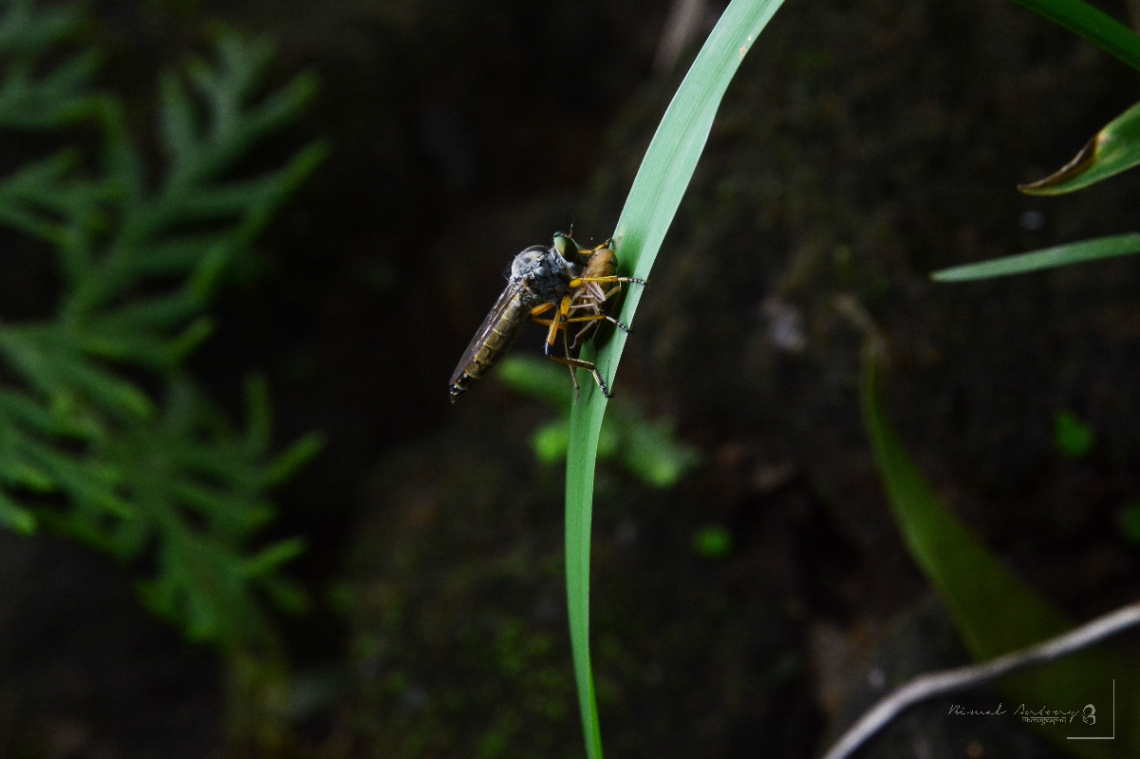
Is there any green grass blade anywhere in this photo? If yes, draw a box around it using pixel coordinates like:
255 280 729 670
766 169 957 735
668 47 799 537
564 0 786 756
1011 0 1140 73
931 232 1140 281
861 337 1140 754
861 338 1071 652
1019 100 1140 194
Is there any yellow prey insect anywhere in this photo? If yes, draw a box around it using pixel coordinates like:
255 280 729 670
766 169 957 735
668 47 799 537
534 238 646 397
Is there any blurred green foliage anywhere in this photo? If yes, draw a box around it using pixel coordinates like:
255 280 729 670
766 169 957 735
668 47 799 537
1119 501 1140 543
496 354 699 489
0 0 325 652
691 524 732 559
1053 410 1095 458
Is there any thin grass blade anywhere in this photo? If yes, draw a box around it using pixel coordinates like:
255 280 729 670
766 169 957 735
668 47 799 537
1011 0 1140 73
564 1 786 756
932 232 1140 281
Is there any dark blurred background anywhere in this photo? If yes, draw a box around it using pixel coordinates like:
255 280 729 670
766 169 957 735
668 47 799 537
2 0 1140 757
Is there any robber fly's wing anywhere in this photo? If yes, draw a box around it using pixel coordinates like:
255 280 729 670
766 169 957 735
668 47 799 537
449 278 530 386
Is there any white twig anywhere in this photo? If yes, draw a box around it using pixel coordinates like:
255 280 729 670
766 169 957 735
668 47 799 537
820 601 1140 759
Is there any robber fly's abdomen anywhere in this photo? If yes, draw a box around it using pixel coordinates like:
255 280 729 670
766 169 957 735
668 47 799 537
449 290 534 402
467 296 530 378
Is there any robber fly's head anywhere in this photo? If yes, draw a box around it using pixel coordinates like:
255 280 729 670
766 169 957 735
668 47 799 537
507 245 551 281
507 239 576 285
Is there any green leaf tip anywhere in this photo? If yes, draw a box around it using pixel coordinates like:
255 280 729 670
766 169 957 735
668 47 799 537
1019 100 1140 195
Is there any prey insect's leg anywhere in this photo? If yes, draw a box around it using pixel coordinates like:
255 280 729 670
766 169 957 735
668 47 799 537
577 275 648 286
564 274 646 333
564 299 636 349
536 294 610 398
567 275 648 291
562 312 632 351
563 312 633 332
544 340 612 398
561 318 580 396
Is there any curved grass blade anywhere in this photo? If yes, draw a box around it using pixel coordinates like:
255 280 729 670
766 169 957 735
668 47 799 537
931 232 1140 281
861 337 1071 653
1020 100 1140 194
1011 0 1140 73
564 0 786 756
861 336 1140 755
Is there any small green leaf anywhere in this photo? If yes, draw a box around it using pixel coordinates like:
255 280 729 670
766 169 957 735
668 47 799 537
243 536 306 578
1053 410 1095 458
0 490 37 534
1020 100 1140 194
262 432 324 487
160 73 200 182
932 232 1140 281
260 574 309 614
0 459 56 492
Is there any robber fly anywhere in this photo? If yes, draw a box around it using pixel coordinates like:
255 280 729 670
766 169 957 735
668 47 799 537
449 234 581 403
449 232 645 403
535 238 646 397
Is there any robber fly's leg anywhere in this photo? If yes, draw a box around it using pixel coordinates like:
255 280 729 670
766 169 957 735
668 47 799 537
530 301 567 352
529 301 556 324
539 296 569 351
536 295 582 395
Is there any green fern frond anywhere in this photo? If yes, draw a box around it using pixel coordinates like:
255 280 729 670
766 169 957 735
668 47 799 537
0 0 324 652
